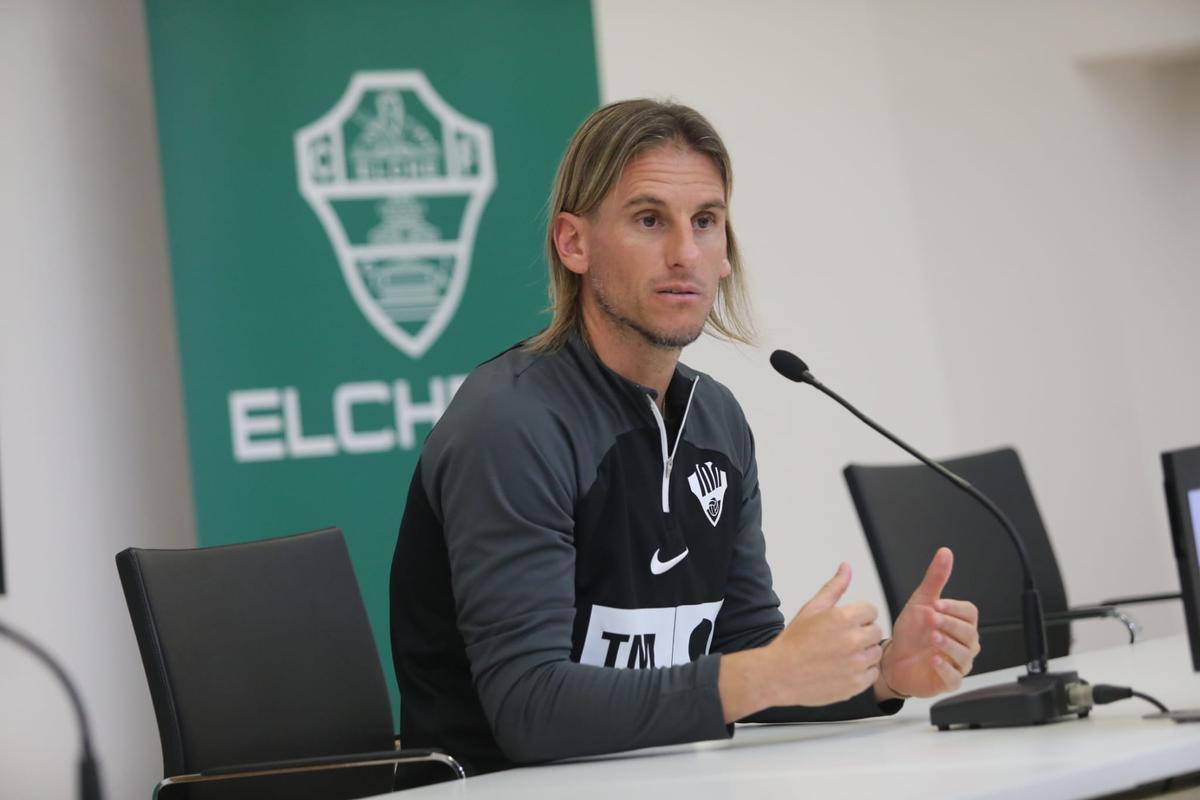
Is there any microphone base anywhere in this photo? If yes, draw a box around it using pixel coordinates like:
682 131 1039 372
931 671 1091 730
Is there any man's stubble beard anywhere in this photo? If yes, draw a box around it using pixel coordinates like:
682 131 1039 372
589 271 707 351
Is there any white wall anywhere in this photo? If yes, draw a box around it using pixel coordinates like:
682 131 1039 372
595 0 1200 649
0 1 195 798
874 2 1200 647
2 1 1198 797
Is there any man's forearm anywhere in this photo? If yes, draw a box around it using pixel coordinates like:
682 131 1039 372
710 647 787 724
872 675 904 703
718 646 904 723
871 639 905 703
484 653 731 763
717 648 776 723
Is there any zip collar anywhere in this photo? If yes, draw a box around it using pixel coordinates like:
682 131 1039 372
647 376 700 513
563 332 702 512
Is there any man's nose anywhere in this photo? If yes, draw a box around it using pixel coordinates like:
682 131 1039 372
666 226 702 268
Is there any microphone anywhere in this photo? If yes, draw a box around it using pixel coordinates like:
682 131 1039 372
0 620 103 800
770 349 1090 729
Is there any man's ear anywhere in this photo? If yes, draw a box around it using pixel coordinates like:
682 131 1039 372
552 212 589 275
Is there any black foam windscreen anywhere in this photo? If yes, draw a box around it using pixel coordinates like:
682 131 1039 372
769 349 811 383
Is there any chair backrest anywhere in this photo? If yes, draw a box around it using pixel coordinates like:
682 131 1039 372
843 447 1070 673
116 528 395 799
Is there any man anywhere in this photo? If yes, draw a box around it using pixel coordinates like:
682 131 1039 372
390 99 980 781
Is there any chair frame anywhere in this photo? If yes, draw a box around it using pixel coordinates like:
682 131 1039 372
152 748 464 799
118 528 467 799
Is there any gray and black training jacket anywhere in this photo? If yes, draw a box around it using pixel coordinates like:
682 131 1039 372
389 334 898 781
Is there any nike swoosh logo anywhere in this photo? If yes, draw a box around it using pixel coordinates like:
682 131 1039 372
650 547 689 575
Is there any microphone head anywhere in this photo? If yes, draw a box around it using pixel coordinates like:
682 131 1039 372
770 349 813 383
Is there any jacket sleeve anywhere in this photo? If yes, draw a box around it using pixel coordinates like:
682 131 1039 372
426 389 731 764
709 419 904 724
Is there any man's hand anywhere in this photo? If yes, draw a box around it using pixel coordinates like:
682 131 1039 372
875 547 980 701
719 563 883 721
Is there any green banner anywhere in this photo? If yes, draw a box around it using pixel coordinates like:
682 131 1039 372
145 0 599 715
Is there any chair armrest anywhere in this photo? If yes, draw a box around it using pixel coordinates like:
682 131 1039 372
982 604 1111 631
980 604 1142 644
1098 592 1181 607
1045 605 1122 623
152 748 464 798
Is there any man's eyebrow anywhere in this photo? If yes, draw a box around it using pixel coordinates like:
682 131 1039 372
622 194 666 209
621 194 727 211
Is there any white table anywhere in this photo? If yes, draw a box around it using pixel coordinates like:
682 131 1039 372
383 635 1200 799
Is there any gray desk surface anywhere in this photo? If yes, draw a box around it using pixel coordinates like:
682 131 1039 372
383 634 1200 800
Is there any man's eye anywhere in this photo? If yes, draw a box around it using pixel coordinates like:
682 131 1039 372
695 214 716 229
638 214 658 228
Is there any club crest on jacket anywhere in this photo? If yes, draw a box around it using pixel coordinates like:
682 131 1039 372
687 462 727 526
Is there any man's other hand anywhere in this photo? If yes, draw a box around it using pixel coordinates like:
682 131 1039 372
719 562 883 721
875 547 981 701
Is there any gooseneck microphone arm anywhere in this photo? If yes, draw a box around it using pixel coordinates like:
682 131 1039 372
776 358 1036 589
0 619 103 800
769 348 1049 675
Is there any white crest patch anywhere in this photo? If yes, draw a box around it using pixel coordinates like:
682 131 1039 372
295 71 496 358
687 461 727 527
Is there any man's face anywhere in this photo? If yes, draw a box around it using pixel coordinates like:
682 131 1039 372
571 145 731 350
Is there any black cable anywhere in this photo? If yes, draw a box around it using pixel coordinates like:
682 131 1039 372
1090 683 1170 713
1131 690 1170 714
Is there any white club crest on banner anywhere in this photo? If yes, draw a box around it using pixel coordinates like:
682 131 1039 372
295 71 496 358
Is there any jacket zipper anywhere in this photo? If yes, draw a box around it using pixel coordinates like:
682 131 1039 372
646 376 700 513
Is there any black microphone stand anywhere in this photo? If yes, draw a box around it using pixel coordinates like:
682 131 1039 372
0 619 103 799
772 350 1091 729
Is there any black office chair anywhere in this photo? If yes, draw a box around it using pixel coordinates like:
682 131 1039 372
844 447 1152 674
116 527 463 799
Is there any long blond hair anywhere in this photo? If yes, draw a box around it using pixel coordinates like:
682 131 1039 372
525 99 754 353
